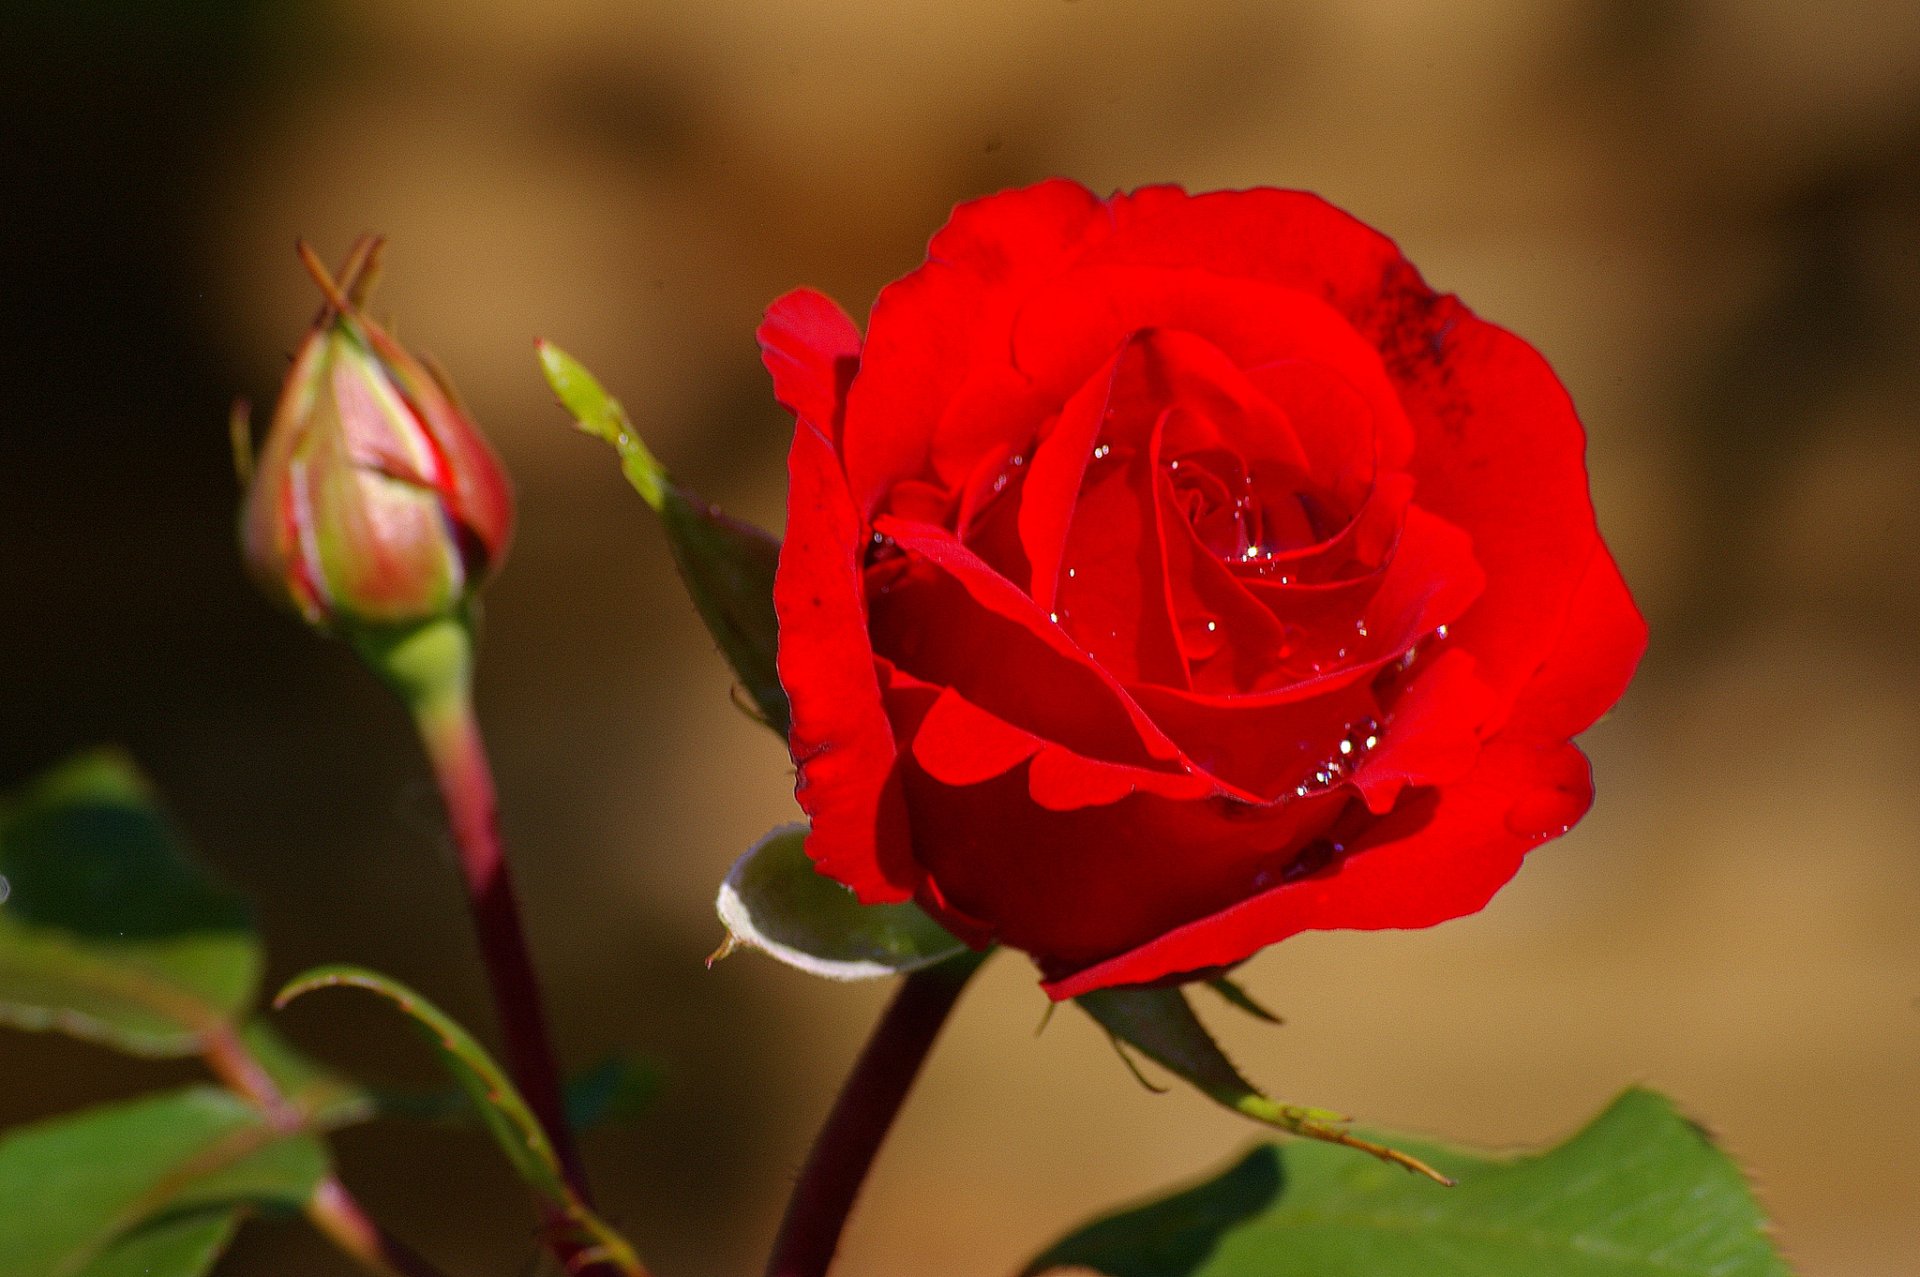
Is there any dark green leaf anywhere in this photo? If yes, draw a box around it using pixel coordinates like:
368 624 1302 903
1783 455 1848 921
715 825 968 980
0 752 262 1056
539 341 789 734
275 964 645 1273
1078 987 1448 1182
80 1213 238 1277
0 1086 326 1277
565 1055 664 1131
1023 1088 1793 1277
1204 976 1282 1025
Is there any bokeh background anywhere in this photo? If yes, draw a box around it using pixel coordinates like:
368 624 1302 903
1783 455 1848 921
3 1 1917 1273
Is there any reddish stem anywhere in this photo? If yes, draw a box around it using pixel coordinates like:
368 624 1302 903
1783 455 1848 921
764 951 988 1277
308 1176 458 1277
411 683 591 1200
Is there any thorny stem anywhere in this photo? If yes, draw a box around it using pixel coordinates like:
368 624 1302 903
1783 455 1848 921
764 949 989 1277
200 1024 455 1277
406 655 590 1197
307 1177 458 1277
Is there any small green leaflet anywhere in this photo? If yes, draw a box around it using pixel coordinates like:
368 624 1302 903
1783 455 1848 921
538 340 790 735
275 964 647 1276
1023 1087 1794 1277
714 825 969 980
1078 986 1449 1183
0 751 262 1056
0 1086 327 1277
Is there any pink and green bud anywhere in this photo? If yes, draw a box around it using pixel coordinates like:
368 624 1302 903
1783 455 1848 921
238 238 514 632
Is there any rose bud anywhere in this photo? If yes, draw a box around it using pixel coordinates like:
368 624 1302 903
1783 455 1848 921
238 238 513 633
760 180 1648 999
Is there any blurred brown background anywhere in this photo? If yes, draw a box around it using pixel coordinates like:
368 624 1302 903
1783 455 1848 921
2 1 1917 1274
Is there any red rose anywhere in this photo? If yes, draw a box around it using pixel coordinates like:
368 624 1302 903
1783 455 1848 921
761 180 1646 999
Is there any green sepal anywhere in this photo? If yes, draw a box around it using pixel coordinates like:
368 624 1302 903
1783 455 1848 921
274 964 643 1272
0 1086 327 1277
0 751 262 1056
1023 1088 1794 1277
539 341 789 735
1077 986 1450 1183
713 824 969 980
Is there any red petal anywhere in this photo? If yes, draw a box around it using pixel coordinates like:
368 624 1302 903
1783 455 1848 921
1042 736 1593 998
1346 648 1494 814
901 757 1342 973
1391 308 1610 729
906 681 1212 809
758 288 862 447
1009 267 1412 472
842 180 1111 512
1502 539 1649 742
1088 187 1407 335
773 422 917 902
869 516 1194 776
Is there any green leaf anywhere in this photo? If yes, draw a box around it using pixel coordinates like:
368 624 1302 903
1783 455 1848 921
81 1213 238 1277
1023 1088 1793 1277
538 340 790 735
275 964 645 1274
714 825 969 980
0 1086 327 1277
0 751 262 1056
1078 987 1449 1183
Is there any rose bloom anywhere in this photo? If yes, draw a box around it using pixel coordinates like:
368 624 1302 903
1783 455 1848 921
761 181 1646 999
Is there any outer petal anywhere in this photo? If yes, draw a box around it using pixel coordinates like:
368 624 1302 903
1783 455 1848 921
1087 187 1408 337
774 421 917 902
900 758 1345 973
841 180 1112 511
1043 736 1594 998
1502 538 1648 741
758 288 862 448
1382 296 1608 729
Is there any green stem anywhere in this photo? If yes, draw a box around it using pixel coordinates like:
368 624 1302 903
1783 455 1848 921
765 950 989 1277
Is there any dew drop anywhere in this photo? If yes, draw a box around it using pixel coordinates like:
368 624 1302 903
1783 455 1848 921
1504 786 1585 840
1048 611 1061 624
1092 444 1112 461
1435 624 1449 639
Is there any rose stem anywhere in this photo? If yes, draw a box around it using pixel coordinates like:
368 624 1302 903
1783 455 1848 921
764 948 990 1277
408 667 591 1198
307 1176 460 1277
200 1023 455 1277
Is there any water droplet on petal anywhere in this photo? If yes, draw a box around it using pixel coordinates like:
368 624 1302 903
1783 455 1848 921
1504 785 1586 840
